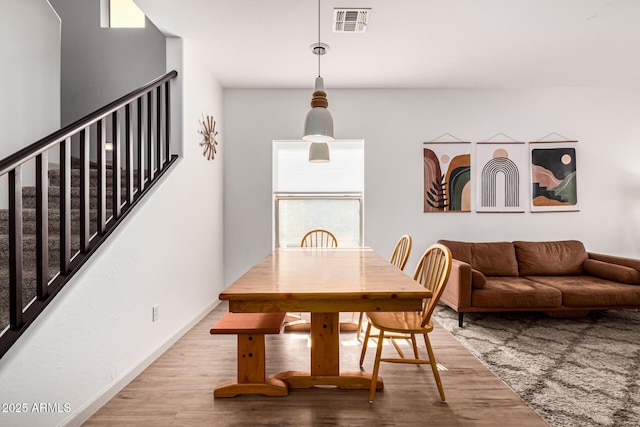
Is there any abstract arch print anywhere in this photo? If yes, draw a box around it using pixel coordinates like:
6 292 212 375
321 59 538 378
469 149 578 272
423 142 471 212
530 141 578 212
481 157 519 207
476 142 527 212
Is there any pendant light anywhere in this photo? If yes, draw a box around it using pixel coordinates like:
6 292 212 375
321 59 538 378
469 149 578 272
308 140 330 162
304 0 333 162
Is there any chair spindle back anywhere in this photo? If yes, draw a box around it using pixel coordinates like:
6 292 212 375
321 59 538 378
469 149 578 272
301 229 338 248
412 243 452 327
389 235 412 270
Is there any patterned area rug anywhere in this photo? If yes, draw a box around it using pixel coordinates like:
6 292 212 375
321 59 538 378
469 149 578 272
433 305 640 427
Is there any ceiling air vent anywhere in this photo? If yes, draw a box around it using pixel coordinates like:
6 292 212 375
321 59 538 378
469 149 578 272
333 8 370 33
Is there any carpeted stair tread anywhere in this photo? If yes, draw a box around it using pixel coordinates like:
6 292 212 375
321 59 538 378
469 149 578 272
22 186 121 209
0 234 82 266
48 168 142 188
0 208 100 234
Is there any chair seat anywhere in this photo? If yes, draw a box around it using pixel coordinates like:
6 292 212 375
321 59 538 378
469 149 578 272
367 311 434 334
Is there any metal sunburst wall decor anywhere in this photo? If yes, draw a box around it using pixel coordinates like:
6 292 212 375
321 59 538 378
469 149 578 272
198 115 219 160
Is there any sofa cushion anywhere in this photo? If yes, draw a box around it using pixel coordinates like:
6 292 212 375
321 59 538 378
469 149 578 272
471 242 519 276
525 275 640 307
583 259 640 285
514 240 587 276
439 240 518 276
471 269 487 289
438 240 473 264
471 277 562 308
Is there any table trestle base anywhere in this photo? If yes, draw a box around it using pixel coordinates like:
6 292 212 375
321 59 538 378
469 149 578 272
273 370 384 390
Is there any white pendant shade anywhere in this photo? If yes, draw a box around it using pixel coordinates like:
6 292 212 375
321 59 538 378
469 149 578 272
308 142 330 163
303 108 334 143
303 77 334 143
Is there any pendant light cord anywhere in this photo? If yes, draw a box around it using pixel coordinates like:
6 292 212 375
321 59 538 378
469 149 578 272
318 0 321 77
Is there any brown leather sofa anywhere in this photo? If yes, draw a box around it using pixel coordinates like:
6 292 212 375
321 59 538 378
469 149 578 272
438 240 640 326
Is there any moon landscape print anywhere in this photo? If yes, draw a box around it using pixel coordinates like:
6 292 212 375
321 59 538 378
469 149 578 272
530 141 578 212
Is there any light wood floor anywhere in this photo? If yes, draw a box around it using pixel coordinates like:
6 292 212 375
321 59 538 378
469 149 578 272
85 303 548 426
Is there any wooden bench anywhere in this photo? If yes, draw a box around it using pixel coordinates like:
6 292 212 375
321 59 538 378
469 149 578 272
210 311 288 397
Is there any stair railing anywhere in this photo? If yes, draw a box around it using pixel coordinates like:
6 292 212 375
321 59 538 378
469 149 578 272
0 70 178 358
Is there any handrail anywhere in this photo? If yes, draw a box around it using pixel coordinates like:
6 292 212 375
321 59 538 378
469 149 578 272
0 70 179 358
0 70 178 176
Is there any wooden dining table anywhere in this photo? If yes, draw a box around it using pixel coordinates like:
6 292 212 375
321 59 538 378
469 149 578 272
219 247 431 391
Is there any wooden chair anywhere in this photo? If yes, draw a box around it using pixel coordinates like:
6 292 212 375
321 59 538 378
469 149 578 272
300 229 338 248
356 235 412 340
286 229 339 331
359 243 452 403
210 312 288 397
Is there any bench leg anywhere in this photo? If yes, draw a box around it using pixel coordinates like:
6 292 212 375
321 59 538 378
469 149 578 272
214 334 288 398
458 313 464 328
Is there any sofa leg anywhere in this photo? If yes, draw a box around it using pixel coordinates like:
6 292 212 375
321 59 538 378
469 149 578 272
458 313 464 328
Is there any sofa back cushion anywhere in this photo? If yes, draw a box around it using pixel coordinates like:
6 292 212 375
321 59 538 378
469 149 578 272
514 240 587 276
471 242 519 276
438 240 519 276
438 240 473 264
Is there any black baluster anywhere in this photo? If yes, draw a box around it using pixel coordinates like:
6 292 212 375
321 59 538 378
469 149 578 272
165 81 171 165
97 119 106 234
36 152 49 298
156 86 162 173
60 138 71 274
125 103 134 205
112 110 122 219
80 128 90 253
8 166 24 329
137 96 144 193
147 91 154 181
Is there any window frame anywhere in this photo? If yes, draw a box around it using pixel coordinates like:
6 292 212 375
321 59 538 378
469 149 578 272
273 192 364 248
100 0 146 29
272 139 365 249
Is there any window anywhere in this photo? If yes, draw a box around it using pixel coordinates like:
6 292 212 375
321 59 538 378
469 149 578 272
273 140 364 248
101 0 146 28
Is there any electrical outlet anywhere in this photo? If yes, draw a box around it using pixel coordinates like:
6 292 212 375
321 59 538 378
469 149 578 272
152 305 160 322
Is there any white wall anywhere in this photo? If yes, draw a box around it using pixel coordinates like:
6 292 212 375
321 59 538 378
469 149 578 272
0 38 224 427
0 0 61 206
0 0 60 158
224 88 640 284
49 0 166 126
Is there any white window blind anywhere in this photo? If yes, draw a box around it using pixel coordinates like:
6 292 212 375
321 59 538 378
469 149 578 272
273 141 364 193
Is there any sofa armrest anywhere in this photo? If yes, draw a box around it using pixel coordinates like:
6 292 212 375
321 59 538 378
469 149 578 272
585 253 640 285
440 258 473 311
588 252 640 271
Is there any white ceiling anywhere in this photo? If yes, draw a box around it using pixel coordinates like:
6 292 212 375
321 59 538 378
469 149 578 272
134 0 640 89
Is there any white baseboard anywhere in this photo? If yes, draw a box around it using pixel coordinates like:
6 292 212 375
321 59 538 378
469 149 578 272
60 300 221 427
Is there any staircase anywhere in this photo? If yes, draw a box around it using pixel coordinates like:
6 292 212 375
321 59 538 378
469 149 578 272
0 161 134 327
0 70 178 358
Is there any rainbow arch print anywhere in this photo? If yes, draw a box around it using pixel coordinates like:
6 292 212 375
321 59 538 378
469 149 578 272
476 142 527 213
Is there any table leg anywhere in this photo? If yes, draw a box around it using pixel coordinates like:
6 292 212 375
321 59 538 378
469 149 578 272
311 312 340 375
214 334 288 397
274 312 383 391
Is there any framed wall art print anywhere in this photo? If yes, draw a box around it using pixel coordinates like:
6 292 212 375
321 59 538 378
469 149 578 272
476 141 527 213
529 140 579 212
423 141 471 212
